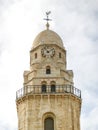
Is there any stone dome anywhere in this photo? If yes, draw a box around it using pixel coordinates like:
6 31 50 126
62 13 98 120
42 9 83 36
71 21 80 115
32 29 64 48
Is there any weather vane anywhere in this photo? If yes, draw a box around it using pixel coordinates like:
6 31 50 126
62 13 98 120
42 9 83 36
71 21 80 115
44 11 52 30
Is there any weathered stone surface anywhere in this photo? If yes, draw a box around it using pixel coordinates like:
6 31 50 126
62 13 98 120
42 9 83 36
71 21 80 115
16 29 81 130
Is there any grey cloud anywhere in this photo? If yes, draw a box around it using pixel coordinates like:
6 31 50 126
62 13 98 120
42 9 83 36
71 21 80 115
0 0 98 130
0 0 20 16
0 121 17 130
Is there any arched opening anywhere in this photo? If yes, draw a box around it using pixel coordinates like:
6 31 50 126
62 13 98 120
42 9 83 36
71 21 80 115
44 117 54 130
41 81 47 93
46 66 51 74
50 81 56 92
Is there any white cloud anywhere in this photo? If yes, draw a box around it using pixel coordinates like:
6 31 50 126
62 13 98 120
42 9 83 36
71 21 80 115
81 107 98 130
0 0 98 130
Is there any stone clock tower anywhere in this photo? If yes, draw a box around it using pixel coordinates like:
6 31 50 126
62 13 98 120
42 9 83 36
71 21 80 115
16 14 82 130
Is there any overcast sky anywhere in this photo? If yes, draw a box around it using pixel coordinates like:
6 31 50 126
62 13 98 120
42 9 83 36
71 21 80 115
0 0 98 130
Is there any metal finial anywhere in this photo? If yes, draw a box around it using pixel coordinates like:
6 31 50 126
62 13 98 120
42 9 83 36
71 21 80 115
44 11 52 30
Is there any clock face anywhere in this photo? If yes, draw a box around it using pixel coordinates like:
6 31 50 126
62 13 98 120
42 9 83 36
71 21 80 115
41 46 55 57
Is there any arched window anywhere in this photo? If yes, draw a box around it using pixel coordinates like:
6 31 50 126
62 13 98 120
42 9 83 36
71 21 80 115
46 66 51 74
41 81 47 93
35 53 37 59
50 81 56 92
44 117 54 130
59 52 61 58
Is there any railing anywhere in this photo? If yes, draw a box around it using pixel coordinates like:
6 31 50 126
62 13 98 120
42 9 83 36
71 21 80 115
16 85 81 100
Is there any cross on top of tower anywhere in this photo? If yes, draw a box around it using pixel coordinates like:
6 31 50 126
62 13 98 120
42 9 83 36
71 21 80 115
44 11 52 30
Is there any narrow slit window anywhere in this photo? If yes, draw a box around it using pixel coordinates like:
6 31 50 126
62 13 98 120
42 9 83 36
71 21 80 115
41 81 47 93
46 66 51 74
59 52 61 58
35 53 37 59
42 84 46 93
51 85 56 92
50 81 56 92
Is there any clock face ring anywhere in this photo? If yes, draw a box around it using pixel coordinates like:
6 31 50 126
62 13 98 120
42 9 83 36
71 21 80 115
41 46 55 57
